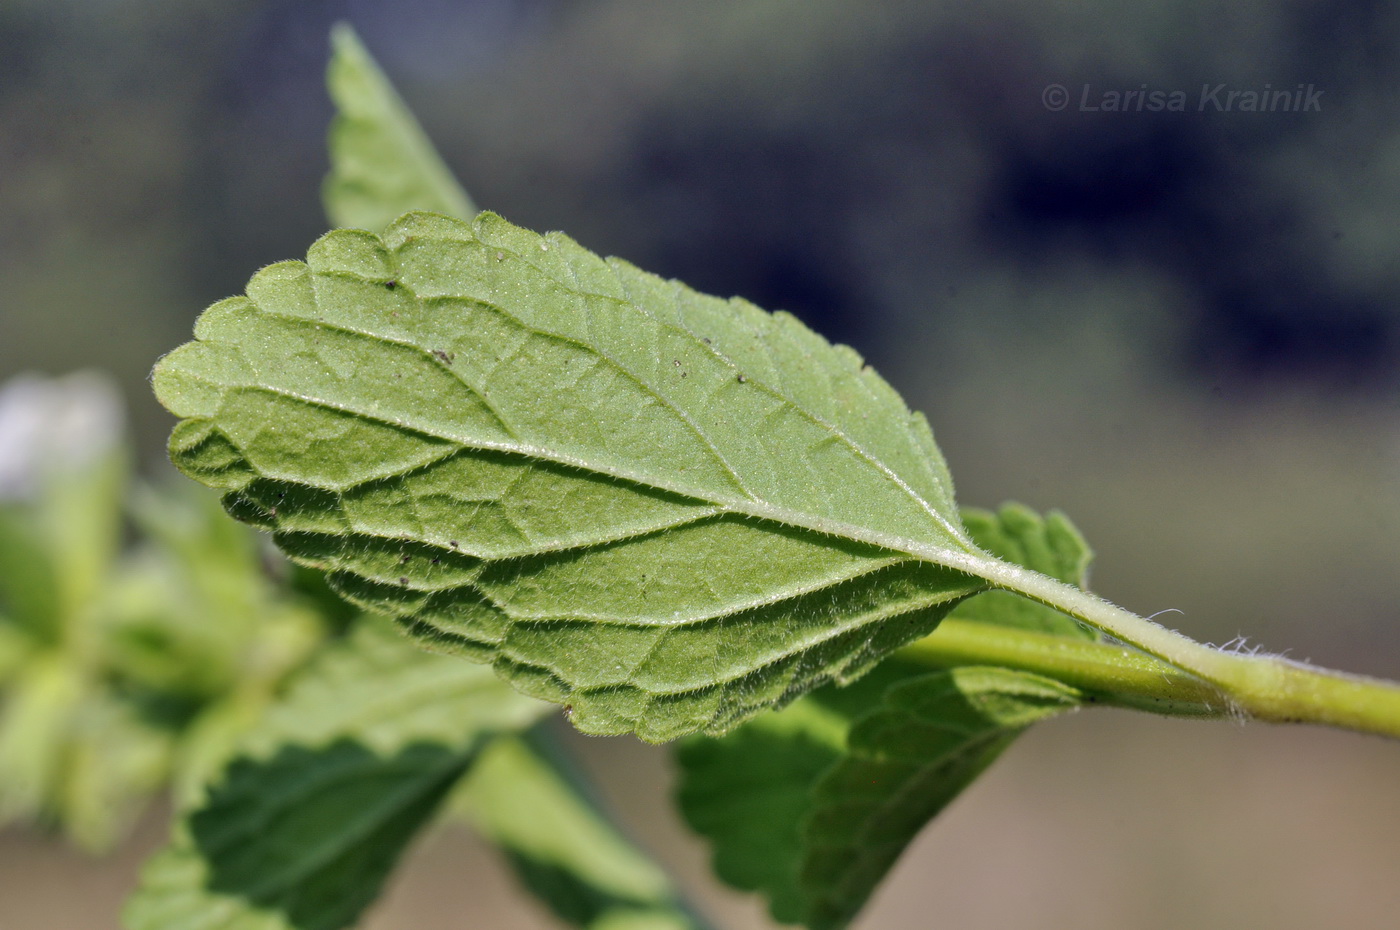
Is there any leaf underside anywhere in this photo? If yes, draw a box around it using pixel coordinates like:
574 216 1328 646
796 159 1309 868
154 210 987 741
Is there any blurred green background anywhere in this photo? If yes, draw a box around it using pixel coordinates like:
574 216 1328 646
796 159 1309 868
2 1 1398 928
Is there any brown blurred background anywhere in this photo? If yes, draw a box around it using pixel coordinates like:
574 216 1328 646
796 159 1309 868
2 1 1399 927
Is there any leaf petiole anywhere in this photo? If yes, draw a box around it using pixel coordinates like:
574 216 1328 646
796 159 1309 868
897 617 1227 717
911 555 1400 740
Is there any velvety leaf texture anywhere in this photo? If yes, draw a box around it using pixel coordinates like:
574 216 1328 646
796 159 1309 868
123 620 546 930
154 210 987 741
322 25 476 231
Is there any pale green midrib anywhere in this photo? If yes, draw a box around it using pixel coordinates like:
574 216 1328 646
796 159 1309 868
314 255 967 545
488 556 916 626
208 376 988 571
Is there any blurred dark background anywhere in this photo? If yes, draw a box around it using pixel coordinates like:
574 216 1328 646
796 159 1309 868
3 2 1399 928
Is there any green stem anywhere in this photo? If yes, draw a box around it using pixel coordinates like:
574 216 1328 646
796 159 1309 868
898 618 1229 717
918 555 1400 740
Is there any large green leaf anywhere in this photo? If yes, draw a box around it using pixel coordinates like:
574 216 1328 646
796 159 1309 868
323 24 476 231
458 732 703 930
153 210 989 741
123 619 547 930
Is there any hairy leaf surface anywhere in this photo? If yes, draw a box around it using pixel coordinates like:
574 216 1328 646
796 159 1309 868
323 25 476 231
123 620 546 930
154 210 989 740
459 733 701 930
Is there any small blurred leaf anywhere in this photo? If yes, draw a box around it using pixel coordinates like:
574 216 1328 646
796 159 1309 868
111 484 325 702
40 446 129 629
56 694 172 851
169 692 271 809
0 372 128 645
0 655 86 822
323 23 476 231
458 732 702 929
124 618 547 930
0 509 62 643
0 618 31 684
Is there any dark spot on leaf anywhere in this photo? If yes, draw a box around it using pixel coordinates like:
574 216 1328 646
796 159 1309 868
432 349 455 364
400 553 412 564
385 280 398 290
430 558 440 564
737 373 747 383
399 576 409 585
702 337 712 344
449 541 459 548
